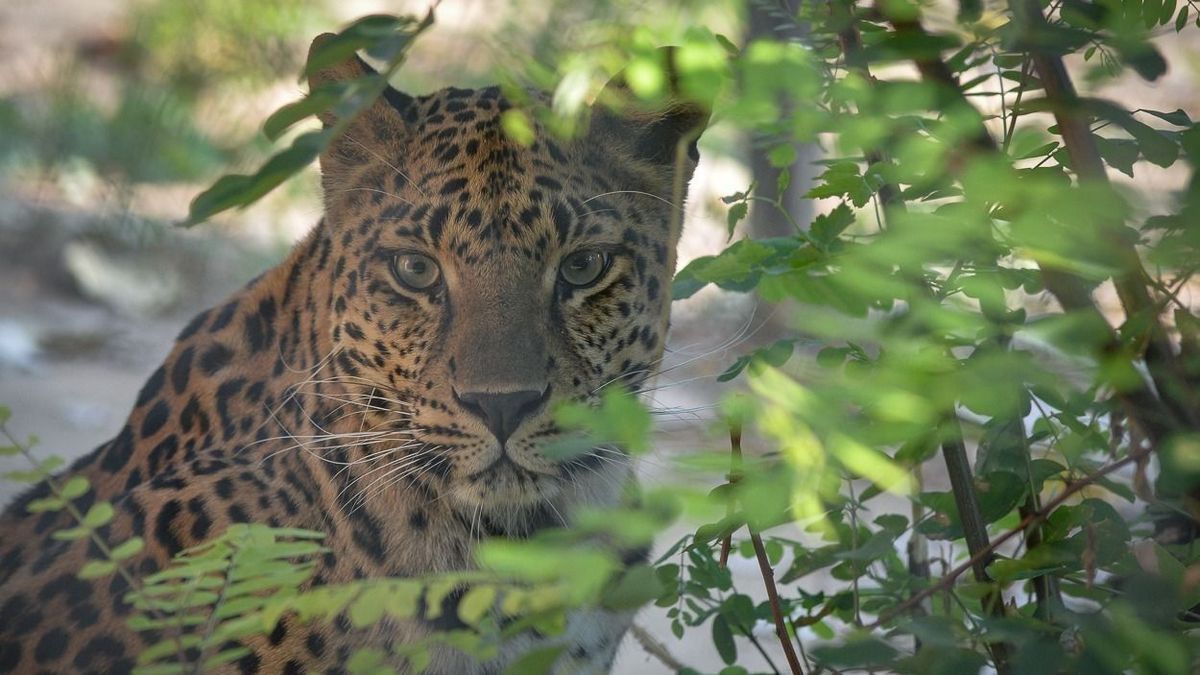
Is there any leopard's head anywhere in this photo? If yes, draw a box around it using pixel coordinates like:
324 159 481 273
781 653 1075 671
308 39 708 521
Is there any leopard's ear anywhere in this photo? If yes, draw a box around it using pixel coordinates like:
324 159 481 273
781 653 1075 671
589 47 711 172
305 33 412 176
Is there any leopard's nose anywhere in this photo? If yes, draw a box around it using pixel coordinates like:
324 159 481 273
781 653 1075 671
453 387 549 445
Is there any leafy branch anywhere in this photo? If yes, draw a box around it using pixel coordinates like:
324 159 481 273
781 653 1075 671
126 524 326 674
868 440 1154 630
181 10 436 227
0 406 145 584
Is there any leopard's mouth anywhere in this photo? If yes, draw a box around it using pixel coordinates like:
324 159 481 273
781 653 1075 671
467 452 558 482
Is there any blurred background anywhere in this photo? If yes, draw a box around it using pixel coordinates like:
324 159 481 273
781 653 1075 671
1 0 1198 672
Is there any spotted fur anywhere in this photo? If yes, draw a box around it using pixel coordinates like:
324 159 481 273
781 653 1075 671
0 39 706 674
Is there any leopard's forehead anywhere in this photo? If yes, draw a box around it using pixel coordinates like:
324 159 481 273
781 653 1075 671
343 85 666 264
390 85 574 196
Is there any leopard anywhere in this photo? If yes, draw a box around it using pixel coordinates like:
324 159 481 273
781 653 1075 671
0 34 707 674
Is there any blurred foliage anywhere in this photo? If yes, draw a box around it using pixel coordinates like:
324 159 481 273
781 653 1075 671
0 67 226 185
0 0 325 198
127 0 323 90
7 0 1200 673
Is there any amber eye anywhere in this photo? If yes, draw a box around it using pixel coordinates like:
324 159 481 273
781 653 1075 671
559 250 611 288
391 252 441 290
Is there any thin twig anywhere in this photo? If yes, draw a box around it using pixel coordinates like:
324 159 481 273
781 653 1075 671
846 479 863 627
939 420 1011 673
749 532 806 675
629 623 691 672
721 425 805 675
718 426 744 568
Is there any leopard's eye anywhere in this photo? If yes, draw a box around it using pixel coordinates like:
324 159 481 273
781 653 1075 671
559 250 611 288
391 252 441 290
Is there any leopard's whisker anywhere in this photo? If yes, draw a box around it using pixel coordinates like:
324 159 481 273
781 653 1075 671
342 134 427 198
295 391 407 415
580 189 683 212
302 375 416 401
261 434 422 465
339 445 440 509
330 187 416 205
294 382 416 409
248 347 346 457
348 449 448 514
248 428 405 448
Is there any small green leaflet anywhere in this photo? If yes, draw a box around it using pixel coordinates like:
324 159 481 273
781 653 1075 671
718 339 795 382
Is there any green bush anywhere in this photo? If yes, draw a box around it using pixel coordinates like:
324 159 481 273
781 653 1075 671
8 1 1200 672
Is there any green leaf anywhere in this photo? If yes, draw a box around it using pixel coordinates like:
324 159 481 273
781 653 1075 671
4 456 62 483
718 340 795 382
457 585 496 625
501 110 535 147
501 646 565 675
25 496 65 513
768 143 796 168
1160 0 1179 24
111 538 146 561
78 559 117 579
1096 136 1139 176
263 84 347 141
140 633 206 658
810 203 855 247
726 201 748 238
1176 5 1189 31
813 635 898 668
1016 141 1060 160
184 130 330 226
602 565 662 610
0 405 10 426
202 647 253 672
350 590 387 628
346 648 392 675
720 594 756 629
1140 108 1192 127
60 476 90 499
554 387 651 454
52 526 91 541
834 531 896 562
1144 0 1165 28
304 14 422 75
0 445 17 457
82 502 115 528
672 237 802 299
712 614 737 664
918 472 1027 539
806 163 871 207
